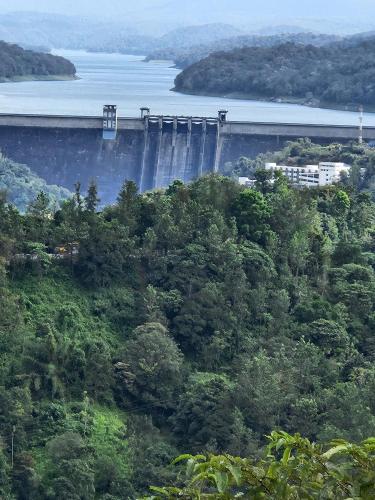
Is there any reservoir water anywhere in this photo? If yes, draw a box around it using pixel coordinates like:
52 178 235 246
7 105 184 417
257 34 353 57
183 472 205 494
0 49 374 126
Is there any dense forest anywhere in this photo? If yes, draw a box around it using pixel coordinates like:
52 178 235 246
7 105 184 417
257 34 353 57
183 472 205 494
0 154 72 212
146 32 339 68
0 41 76 80
1 139 375 498
174 37 375 107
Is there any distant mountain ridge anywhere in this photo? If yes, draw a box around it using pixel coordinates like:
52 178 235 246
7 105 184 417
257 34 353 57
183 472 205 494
158 23 243 48
0 12 139 51
145 32 342 68
0 13 244 55
0 11 365 54
1 0 375 26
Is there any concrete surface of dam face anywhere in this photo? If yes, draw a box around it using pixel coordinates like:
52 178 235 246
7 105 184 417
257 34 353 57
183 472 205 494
0 125 145 204
0 114 223 203
0 113 374 204
140 117 220 192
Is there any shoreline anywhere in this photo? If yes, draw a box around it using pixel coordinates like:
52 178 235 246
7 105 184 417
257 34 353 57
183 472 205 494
0 74 78 84
172 87 375 114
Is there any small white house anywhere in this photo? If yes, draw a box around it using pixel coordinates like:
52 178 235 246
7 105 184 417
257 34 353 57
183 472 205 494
238 177 256 187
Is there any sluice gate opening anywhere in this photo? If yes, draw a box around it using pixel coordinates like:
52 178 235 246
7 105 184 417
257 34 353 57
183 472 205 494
138 112 226 192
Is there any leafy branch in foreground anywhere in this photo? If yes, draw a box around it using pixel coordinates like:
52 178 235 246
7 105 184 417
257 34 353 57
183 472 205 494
146 431 375 499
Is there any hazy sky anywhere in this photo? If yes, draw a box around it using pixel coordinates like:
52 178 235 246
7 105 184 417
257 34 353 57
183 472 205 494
0 0 374 25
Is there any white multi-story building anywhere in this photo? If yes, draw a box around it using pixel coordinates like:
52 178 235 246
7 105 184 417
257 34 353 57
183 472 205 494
265 162 351 187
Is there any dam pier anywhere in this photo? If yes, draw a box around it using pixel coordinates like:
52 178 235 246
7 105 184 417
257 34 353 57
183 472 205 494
0 107 374 203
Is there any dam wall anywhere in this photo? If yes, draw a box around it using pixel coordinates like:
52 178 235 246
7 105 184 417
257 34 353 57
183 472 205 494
0 113 374 203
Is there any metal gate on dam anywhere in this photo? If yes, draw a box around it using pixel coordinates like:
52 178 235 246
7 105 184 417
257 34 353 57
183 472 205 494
0 106 375 203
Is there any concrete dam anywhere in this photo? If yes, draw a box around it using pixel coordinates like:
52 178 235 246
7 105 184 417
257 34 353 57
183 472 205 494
1 108 375 203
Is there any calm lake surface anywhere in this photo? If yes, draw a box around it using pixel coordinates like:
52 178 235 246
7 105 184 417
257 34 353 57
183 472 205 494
0 49 373 126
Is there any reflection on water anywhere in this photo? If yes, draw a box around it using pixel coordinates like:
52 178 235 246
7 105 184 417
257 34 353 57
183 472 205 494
0 49 373 126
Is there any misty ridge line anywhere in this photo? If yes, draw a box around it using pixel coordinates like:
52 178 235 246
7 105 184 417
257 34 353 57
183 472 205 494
0 9 374 65
0 4 375 51
1 0 375 25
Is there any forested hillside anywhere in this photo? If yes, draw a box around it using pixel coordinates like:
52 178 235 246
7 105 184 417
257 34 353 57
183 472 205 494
0 154 72 212
146 32 340 68
0 41 76 80
174 38 375 107
1 140 375 497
